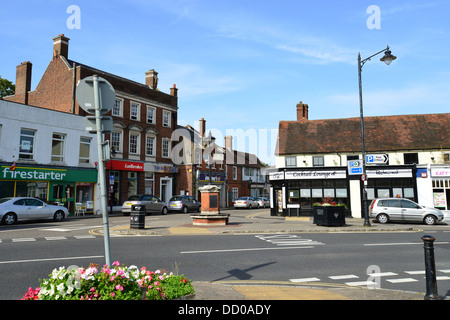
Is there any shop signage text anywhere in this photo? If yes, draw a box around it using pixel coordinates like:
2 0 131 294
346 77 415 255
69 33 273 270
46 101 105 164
285 170 346 180
107 160 144 172
431 168 450 178
367 168 412 178
1 166 97 182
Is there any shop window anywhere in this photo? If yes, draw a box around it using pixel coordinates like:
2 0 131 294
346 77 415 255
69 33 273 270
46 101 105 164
15 181 47 200
0 181 15 198
19 128 35 160
127 172 138 198
51 133 65 162
145 173 154 194
288 189 300 204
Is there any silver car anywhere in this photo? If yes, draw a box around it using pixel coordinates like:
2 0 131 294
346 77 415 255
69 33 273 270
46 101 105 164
233 196 258 209
121 194 168 215
0 197 68 225
168 195 201 213
255 197 270 208
369 198 444 225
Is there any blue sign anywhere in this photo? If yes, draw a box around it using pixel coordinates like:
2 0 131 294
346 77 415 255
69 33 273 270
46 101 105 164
350 168 363 174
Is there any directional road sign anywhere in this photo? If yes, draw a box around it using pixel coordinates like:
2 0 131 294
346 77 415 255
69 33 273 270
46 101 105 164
347 159 363 175
366 154 389 164
76 76 116 115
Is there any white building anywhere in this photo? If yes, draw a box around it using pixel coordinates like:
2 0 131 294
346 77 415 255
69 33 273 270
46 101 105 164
0 100 102 215
271 102 450 218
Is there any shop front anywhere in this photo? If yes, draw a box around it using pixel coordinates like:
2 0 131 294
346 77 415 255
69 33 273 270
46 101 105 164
430 167 450 211
106 160 144 207
269 169 349 217
0 164 97 215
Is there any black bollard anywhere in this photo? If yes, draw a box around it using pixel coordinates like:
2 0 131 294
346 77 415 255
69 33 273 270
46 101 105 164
422 235 440 300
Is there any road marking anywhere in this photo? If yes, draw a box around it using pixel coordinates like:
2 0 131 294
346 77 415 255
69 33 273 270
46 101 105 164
436 276 450 280
0 255 104 265
289 277 321 283
329 275 359 280
438 269 450 273
405 270 425 275
75 235 96 239
45 236 67 241
345 280 377 286
386 278 418 283
255 234 325 247
367 272 398 277
181 246 314 254
12 238 36 242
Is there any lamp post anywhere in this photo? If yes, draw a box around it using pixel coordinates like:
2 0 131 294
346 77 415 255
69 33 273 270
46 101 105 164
358 46 396 227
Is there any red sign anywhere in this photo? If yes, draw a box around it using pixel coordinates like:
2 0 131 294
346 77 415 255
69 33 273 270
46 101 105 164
107 160 144 172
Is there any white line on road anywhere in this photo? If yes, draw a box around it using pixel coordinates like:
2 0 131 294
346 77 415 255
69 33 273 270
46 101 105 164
74 235 96 239
364 242 449 246
180 246 314 254
386 278 418 283
329 274 359 280
367 272 398 277
45 236 67 241
289 277 321 283
12 238 36 242
345 281 377 286
405 270 426 275
0 255 104 265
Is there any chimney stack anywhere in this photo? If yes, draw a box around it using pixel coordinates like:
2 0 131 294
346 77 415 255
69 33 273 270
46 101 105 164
145 69 158 89
296 101 309 122
52 34 70 59
15 61 32 104
225 136 233 150
170 84 178 97
199 118 206 137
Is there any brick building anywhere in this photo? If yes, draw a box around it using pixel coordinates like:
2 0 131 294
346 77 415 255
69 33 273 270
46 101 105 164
5 34 179 207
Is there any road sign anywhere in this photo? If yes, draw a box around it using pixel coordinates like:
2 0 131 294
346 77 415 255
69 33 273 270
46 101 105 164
347 159 363 175
366 154 389 164
76 76 116 114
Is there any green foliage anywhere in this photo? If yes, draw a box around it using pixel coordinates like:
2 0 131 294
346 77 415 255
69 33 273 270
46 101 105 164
0 76 15 99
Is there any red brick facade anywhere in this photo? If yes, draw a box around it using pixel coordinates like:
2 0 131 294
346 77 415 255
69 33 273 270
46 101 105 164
5 34 178 206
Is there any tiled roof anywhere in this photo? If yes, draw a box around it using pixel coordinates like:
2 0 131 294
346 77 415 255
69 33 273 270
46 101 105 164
277 113 450 155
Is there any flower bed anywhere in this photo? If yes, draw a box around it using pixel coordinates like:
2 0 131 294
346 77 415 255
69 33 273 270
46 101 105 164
22 261 194 300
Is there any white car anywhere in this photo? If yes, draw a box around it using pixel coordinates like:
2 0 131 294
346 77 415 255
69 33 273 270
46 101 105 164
255 197 270 208
233 196 259 209
0 197 68 225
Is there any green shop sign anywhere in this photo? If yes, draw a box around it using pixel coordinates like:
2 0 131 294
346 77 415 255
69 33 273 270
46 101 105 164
1 166 97 183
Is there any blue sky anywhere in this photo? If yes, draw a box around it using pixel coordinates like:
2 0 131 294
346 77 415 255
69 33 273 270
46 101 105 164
1 0 449 165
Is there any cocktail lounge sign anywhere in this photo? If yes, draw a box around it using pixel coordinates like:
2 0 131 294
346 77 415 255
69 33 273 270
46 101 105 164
285 170 346 180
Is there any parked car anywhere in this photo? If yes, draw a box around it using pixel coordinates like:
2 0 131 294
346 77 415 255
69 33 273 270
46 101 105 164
233 196 259 209
255 197 270 208
0 197 68 225
121 194 168 215
369 198 444 225
168 195 201 213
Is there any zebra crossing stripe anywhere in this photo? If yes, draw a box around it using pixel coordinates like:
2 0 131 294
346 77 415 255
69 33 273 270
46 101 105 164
386 278 418 283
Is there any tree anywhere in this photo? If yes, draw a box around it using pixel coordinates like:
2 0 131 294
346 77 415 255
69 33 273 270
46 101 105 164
0 76 15 99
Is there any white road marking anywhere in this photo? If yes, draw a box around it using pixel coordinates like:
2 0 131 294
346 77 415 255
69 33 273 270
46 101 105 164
12 238 36 242
0 255 104 265
181 246 314 254
289 277 321 283
329 274 359 280
386 278 418 283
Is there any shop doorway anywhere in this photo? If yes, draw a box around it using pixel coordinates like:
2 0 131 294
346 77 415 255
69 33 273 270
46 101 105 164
49 182 75 215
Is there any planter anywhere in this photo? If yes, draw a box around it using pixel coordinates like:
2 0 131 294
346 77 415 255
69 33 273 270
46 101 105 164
313 206 346 226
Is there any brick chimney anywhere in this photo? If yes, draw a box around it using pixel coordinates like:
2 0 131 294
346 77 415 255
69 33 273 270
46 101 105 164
15 61 32 104
52 34 70 59
225 136 233 150
199 118 206 137
296 101 309 122
170 84 178 97
145 69 158 89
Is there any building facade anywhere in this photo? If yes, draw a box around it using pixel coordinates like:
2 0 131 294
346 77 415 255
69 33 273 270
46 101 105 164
5 34 179 207
271 101 450 218
0 100 100 215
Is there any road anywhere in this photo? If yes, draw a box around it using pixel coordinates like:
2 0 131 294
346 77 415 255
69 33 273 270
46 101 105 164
1 211 450 299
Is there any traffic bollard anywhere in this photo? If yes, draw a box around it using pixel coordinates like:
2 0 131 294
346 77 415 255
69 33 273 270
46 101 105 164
421 235 440 300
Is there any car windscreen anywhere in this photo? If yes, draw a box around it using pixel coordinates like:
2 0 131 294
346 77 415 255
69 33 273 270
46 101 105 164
127 196 140 201
170 196 184 201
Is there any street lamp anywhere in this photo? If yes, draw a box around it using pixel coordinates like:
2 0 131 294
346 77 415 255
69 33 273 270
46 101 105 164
358 45 397 227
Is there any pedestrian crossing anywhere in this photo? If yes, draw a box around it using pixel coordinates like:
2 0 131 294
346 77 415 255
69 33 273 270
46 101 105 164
0 234 106 243
289 270 450 287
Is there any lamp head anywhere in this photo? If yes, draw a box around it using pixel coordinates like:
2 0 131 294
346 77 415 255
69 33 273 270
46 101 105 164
380 49 397 65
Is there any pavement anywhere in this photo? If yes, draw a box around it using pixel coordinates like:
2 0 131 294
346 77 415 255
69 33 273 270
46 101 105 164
84 209 449 300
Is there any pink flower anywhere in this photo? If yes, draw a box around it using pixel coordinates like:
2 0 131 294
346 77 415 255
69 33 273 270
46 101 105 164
111 292 115 297
158 275 164 281
115 284 123 291
154 281 160 286
90 287 96 292
112 261 120 267
110 275 115 281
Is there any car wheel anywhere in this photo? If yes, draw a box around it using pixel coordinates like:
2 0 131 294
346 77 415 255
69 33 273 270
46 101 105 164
424 215 437 225
2 212 17 225
182 206 188 214
53 210 65 222
162 207 168 215
377 213 389 224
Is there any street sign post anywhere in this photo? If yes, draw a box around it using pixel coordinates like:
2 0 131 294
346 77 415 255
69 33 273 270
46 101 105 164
366 154 389 164
347 159 363 175
76 75 115 267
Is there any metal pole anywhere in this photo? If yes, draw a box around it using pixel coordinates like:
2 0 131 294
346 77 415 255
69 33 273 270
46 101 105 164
93 75 112 266
422 235 439 300
358 53 371 227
